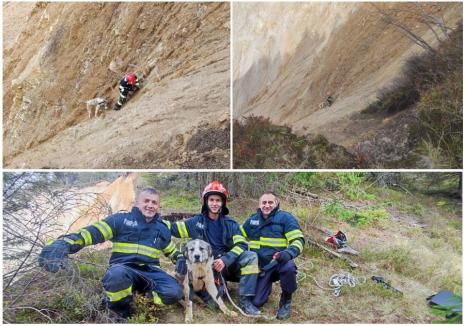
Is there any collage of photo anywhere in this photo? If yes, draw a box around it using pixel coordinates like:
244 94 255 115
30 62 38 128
2 1 463 324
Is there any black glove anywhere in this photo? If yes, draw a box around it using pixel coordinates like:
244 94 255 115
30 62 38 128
175 257 187 276
275 251 292 264
38 240 70 273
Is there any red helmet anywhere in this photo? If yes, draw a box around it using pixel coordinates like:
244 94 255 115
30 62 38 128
126 73 137 85
202 181 228 203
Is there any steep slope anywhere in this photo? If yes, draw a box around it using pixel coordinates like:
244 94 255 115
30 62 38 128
233 2 461 150
3 2 230 168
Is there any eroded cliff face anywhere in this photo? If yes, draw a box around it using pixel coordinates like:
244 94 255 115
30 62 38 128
233 2 461 147
3 2 230 168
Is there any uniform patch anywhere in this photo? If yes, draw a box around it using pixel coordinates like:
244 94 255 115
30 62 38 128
250 219 260 226
196 222 205 229
123 218 138 227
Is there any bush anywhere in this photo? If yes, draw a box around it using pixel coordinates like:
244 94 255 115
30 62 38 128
233 116 358 168
336 173 375 201
321 200 388 226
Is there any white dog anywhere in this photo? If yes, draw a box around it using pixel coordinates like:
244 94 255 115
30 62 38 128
181 239 237 322
318 101 329 109
85 97 108 119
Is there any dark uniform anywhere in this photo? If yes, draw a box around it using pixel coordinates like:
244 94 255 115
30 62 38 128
170 213 259 296
241 205 304 314
39 207 183 317
115 74 140 109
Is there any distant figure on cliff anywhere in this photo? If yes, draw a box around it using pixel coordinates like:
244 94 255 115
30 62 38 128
325 93 333 107
114 73 140 110
318 92 334 109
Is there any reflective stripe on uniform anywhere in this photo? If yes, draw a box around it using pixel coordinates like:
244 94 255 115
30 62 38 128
285 229 304 242
93 221 113 241
233 234 246 244
249 240 260 249
112 242 161 259
152 291 165 305
248 237 288 249
163 241 177 257
240 264 259 275
162 220 171 230
80 229 93 246
106 285 132 302
230 245 244 256
239 226 248 238
176 222 189 238
260 237 287 247
290 239 304 252
62 237 75 245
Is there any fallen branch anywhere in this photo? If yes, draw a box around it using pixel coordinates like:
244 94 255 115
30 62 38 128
305 237 359 268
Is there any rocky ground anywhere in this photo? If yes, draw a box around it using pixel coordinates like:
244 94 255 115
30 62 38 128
3 2 230 168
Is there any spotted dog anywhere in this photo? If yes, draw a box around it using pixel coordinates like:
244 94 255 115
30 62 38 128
181 239 237 322
85 97 108 119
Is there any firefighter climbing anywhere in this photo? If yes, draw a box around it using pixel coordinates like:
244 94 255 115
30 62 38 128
114 73 140 110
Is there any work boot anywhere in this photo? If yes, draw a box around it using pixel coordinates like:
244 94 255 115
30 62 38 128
239 296 260 316
114 103 122 110
276 293 292 320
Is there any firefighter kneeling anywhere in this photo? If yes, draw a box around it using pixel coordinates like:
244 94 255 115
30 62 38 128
242 192 305 320
38 188 185 319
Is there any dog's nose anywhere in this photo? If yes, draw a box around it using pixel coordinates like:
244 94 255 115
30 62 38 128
194 254 200 261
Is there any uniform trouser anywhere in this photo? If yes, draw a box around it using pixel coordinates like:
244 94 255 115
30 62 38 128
252 260 297 307
198 251 259 300
117 87 130 106
223 250 259 296
102 264 183 315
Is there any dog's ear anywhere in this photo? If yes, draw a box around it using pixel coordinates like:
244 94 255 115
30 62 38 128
207 243 212 258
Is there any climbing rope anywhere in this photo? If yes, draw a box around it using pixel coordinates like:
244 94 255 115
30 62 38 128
294 258 314 283
218 273 274 321
328 273 366 297
303 268 366 297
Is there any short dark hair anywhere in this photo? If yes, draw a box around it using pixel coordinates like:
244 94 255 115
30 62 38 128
137 187 160 198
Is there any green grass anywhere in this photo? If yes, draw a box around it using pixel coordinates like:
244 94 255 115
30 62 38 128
161 191 198 212
321 200 388 226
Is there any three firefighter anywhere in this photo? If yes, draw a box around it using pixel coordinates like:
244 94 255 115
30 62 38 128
39 182 305 320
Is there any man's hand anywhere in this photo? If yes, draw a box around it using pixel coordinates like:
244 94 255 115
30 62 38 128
175 257 187 276
38 240 70 273
273 251 292 264
213 258 225 272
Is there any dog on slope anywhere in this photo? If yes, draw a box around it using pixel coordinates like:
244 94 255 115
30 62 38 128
85 97 108 119
180 239 237 323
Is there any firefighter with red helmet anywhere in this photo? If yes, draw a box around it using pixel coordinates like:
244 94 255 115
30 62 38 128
170 181 261 315
114 73 140 110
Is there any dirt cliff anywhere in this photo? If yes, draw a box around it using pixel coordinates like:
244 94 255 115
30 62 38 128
233 2 461 152
3 2 230 168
